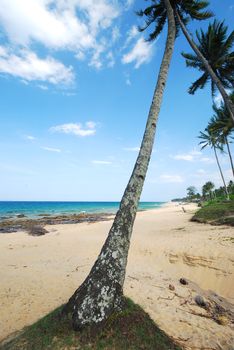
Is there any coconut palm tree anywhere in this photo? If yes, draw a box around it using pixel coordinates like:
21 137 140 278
62 0 212 331
181 20 234 123
209 91 234 177
138 1 234 120
199 128 229 199
202 181 215 200
186 186 197 200
182 21 234 95
62 0 176 330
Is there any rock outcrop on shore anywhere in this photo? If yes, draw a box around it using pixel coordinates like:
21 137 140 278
0 213 113 234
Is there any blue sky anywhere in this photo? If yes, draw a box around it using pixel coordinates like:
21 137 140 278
0 0 233 201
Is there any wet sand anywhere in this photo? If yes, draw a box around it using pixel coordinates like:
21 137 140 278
0 202 233 349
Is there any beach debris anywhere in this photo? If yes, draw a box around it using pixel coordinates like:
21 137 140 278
28 225 48 236
16 214 26 218
215 315 229 325
194 295 208 309
169 284 175 291
179 278 188 285
181 207 186 213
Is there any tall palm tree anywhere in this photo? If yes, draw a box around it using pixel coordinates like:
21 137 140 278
199 128 229 199
209 91 234 177
62 0 212 331
62 0 176 330
182 21 234 103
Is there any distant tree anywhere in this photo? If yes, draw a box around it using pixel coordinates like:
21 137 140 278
214 186 226 198
227 180 234 195
186 186 197 200
202 181 215 200
199 128 229 199
181 20 234 123
196 193 201 199
209 91 234 177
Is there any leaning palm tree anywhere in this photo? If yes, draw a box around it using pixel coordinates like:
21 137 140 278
199 128 229 199
62 0 212 331
181 20 234 123
62 0 176 330
209 91 234 177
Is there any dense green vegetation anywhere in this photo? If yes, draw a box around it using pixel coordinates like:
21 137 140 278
1 298 181 350
192 199 234 226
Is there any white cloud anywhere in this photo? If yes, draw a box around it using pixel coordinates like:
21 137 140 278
106 51 115 67
123 146 140 152
173 154 194 161
0 0 120 71
92 160 112 164
112 26 120 42
125 0 135 10
0 0 119 48
86 121 96 129
197 169 206 175
126 77 131 86
122 37 153 68
50 121 96 137
172 149 205 162
200 157 215 164
214 93 223 106
0 46 74 85
125 25 138 46
124 72 131 86
160 174 184 183
25 135 36 141
41 146 61 153
37 84 49 90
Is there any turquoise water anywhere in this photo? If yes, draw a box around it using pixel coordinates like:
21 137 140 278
0 201 165 219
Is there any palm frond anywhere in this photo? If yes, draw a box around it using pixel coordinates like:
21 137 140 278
183 19 234 96
188 73 209 94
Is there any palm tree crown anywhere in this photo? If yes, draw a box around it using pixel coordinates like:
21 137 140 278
137 0 212 41
199 127 223 150
182 20 234 95
209 91 234 141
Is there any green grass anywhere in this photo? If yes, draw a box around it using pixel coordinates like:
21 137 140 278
1 298 181 350
192 199 234 226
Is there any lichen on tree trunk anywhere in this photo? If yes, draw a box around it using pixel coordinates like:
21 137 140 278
63 0 176 331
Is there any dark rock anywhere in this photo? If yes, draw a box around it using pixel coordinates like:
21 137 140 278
169 284 175 291
179 278 188 285
194 295 208 308
28 225 48 236
16 214 26 218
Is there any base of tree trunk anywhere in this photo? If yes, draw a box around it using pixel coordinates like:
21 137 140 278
62 275 125 331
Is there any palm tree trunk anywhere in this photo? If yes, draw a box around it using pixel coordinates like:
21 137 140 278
175 9 234 125
225 136 234 178
62 0 176 331
213 147 229 199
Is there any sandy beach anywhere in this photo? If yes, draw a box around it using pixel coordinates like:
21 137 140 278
0 202 233 349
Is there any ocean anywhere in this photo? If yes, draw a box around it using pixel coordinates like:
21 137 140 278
0 201 165 219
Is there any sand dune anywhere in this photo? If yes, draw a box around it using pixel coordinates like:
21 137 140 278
0 203 233 349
